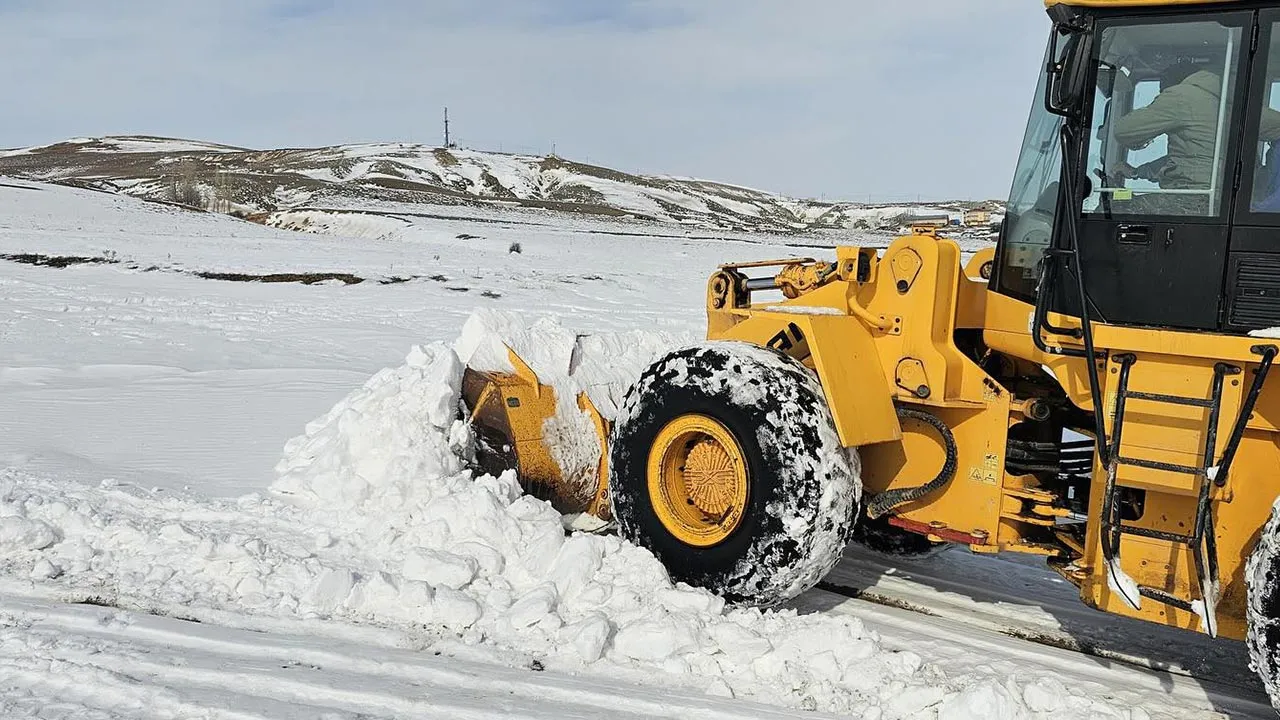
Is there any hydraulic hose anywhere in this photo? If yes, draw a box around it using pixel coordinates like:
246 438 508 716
866 407 959 519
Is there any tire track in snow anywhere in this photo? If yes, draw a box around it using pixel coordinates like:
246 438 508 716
1 595 831 720
0 663 320 720
822 546 1255 691
795 589 1273 719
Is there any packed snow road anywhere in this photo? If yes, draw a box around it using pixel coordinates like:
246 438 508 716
2 591 831 720
0 180 1271 717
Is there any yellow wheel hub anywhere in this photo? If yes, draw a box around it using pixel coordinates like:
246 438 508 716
647 414 749 547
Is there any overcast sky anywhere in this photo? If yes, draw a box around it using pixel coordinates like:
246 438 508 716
0 1 1050 201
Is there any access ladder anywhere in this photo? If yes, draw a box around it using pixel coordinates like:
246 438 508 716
1098 346 1277 637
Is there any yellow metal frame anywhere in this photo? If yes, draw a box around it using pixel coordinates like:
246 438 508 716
983 290 1280 637
465 220 1280 641
707 232 1027 552
699 225 1280 641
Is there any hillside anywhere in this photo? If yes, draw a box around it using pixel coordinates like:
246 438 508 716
0 135 1002 235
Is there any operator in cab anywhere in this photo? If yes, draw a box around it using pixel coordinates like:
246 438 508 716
1110 61 1280 214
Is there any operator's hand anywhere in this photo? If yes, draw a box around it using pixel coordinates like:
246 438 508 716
1109 162 1137 181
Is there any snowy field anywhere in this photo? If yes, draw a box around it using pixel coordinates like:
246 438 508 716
0 179 1272 718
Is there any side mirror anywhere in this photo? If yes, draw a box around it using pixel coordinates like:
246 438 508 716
1046 26 1093 118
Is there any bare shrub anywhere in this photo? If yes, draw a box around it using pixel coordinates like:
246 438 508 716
167 160 205 208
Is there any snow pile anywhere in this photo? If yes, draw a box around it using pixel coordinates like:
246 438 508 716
453 308 685 417
0 312 1150 718
265 209 410 241
831 205 959 231
454 309 686 494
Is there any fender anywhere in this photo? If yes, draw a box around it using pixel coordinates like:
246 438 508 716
711 310 902 448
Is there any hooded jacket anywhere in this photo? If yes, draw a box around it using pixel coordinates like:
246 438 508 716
1113 70 1228 189
1114 70 1280 190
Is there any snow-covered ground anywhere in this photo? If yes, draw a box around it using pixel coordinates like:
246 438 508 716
0 179 1270 718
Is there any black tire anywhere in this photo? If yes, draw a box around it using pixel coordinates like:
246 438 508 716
851 514 947 558
609 342 861 606
1247 504 1280 713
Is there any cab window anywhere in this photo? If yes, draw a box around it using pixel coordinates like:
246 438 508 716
995 40 1065 300
1082 20 1242 218
1247 29 1280 213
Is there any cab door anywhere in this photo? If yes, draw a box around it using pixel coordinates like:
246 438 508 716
1228 11 1280 332
1057 12 1250 331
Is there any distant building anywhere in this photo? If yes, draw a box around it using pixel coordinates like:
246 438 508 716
909 213 952 230
963 209 991 227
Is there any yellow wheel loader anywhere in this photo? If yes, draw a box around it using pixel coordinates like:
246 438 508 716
464 0 1280 707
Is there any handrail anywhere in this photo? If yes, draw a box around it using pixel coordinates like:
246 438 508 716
1212 344 1278 486
848 297 892 331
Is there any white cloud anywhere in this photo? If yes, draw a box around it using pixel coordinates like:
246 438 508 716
0 0 1050 200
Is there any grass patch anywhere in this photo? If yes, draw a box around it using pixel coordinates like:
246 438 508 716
194 271 366 285
1 253 115 268
1 253 427 287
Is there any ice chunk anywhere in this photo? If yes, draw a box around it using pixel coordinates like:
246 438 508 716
403 549 478 590
0 516 60 551
563 614 612 663
1107 557 1142 611
503 584 559 629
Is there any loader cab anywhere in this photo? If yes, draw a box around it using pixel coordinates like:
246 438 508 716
995 5 1280 333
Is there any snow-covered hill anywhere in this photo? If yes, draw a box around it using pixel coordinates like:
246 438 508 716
0 135 1002 235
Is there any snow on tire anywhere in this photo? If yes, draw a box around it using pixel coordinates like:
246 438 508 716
609 341 861 606
1247 501 1280 712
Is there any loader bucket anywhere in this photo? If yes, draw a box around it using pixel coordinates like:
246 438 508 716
461 346 612 520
